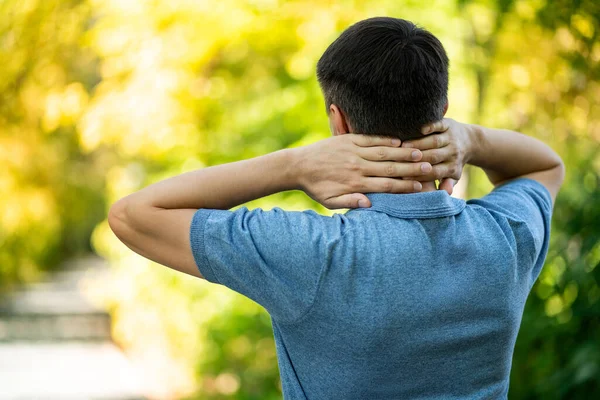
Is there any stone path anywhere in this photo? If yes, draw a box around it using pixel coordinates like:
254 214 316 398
0 256 145 400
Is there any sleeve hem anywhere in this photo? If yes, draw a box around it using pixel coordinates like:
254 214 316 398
190 209 221 284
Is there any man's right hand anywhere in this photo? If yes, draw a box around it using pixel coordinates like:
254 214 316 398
401 118 474 195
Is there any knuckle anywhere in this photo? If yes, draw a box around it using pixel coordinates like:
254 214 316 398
382 180 393 192
377 148 387 159
430 154 439 164
346 159 361 171
433 136 441 147
385 164 395 176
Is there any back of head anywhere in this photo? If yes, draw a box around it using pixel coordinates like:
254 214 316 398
316 17 449 140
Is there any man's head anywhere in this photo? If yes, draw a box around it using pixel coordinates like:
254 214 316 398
316 17 449 140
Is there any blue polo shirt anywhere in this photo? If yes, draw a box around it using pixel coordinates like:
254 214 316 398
189 178 552 399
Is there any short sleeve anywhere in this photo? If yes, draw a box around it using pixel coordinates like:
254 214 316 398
467 178 553 287
189 206 345 324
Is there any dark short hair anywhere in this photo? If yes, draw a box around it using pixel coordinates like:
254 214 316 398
316 17 449 140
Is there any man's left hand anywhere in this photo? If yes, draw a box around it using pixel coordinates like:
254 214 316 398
293 134 433 209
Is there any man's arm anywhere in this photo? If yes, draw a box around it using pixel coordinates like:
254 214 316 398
108 134 432 278
108 150 298 279
402 119 565 204
467 123 565 202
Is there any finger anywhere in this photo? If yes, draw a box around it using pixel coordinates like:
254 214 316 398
358 146 422 162
421 119 450 135
401 132 449 151
325 193 372 209
438 178 456 195
349 134 401 148
420 146 455 165
362 160 432 178
359 177 423 194
414 163 460 182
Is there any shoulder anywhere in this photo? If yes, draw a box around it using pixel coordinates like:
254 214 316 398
466 178 552 221
465 178 553 261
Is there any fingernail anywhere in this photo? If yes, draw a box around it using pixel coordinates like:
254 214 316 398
358 199 369 208
411 150 420 160
421 163 431 172
403 142 413 148
392 138 401 146
414 182 422 191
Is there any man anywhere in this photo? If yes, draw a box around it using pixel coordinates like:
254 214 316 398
109 17 564 399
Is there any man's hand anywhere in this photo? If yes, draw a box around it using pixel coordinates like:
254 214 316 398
401 118 473 195
294 134 433 209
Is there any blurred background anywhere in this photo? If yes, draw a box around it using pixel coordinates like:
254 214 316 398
0 0 599 399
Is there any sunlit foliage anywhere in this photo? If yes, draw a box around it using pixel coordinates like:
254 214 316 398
0 0 104 286
1 0 598 398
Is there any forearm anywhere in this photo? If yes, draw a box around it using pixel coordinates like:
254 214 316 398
107 148 300 278
114 132 431 218
121 149 297 211
467 124 564 185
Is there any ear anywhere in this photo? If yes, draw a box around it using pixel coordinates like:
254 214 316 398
443 102 449 116
329 104 351 136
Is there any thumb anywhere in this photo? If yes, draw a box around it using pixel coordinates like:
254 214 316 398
438 178 456 195
325 193 371 209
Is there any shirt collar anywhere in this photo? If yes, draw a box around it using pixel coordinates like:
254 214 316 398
351 191 466 219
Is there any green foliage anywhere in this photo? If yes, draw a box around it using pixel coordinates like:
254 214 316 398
190 303 282 400
1 0 599 398
511 142 600 399
0 0 105 288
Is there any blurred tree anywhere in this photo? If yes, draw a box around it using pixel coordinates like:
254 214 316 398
511 142 600 399
0 0 105 289
459 0 600 398
2 0 598 398
506 1 600 398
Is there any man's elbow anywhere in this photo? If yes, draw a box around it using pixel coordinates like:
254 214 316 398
108 197 146 242
108 197 159 243
108 198 131 241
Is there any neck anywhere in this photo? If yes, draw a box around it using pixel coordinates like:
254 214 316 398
420 181 437 192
